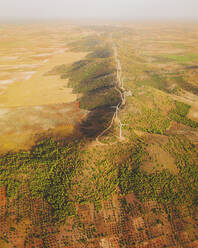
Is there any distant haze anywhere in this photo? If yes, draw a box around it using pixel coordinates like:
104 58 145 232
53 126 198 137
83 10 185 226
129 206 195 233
0 0 198 21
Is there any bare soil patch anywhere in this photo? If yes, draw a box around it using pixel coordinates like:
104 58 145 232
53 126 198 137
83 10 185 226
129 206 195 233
143 143 178 174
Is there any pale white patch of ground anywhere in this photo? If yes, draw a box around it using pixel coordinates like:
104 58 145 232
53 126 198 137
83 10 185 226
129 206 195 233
0 72 36 96
0 64 39 69
42 59 49 64
0 79 16 85
31 53 52 57
33 106 44 110
0 71 35 94
0 56 18 60
0 79 16 86
54 48 66 54
0 108 9 117
22 71 36 80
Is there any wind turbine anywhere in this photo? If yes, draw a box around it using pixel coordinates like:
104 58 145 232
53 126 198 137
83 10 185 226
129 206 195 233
123 92 126 105
119 121 126 139
111 103 120 120
121 78 124 89
118 60 121 71
117 68 119 82
117 69 122 87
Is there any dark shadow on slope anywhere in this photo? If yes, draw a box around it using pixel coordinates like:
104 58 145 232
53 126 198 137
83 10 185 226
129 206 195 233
78 106 115 138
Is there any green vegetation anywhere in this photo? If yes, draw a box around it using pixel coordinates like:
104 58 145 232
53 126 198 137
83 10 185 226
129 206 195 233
134 72 181 94
66 39 120 137
137 74 169 92
169 101 198 128
87 45 113 59
162 53 198 63
45 64 68 76
67 58 116 96
68 35 102 52
119 138 198 208
79 87 120 110
48 40 119 110
152 56 173 63
173 76 198 95
79 159 119 205
0 139 83 221
0 35 121 222
119 141 148 195
125 105 170 135
172 43 185 49
138 73 198 95
113 31 198 220
1 29 198 242
136 106 170 134
165 135 197 168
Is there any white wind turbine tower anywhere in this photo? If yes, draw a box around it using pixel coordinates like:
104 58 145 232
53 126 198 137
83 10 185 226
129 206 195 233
111 103 120 120
118 60 121 71
118 60 121 76
117 68 120 83
123 92 126 105
117 68 122 87
119 121 126 139
121 78 124 89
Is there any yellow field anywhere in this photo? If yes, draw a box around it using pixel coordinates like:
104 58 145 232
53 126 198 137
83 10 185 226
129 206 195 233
0 50 86 107
0 24 88 152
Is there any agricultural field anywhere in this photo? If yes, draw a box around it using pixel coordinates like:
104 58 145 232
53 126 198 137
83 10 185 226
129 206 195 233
0 22 198 248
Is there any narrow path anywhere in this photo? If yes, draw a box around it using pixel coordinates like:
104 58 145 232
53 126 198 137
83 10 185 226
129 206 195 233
95 43 126 145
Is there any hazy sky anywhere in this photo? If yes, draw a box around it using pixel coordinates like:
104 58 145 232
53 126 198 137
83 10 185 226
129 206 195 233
0 0 198 20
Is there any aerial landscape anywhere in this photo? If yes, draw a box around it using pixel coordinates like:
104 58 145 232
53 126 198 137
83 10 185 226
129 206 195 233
0 1 198 248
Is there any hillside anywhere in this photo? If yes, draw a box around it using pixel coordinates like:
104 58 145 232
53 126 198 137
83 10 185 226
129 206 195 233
0 23 198 248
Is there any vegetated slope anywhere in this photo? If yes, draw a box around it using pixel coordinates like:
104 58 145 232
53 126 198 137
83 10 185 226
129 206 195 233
0 31 121 221
169 100 198 128
0 25 198 248
68 35 102 52
0 139 82 220
111 25 198 247
47 37 121 138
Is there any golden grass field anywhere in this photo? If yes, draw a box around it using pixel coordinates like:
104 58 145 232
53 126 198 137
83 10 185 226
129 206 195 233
0 24 88 153
0 51 86 107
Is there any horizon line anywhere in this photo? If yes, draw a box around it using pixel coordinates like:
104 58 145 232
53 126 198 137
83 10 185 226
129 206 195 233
1 16 198 24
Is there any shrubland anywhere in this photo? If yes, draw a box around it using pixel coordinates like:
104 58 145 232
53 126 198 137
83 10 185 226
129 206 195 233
0 27 198 233
169 101 198 128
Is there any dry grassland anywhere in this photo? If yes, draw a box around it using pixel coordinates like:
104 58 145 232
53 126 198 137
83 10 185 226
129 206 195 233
0 24 88 152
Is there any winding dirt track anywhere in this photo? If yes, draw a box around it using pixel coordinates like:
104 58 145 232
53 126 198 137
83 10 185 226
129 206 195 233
96 44 126 145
